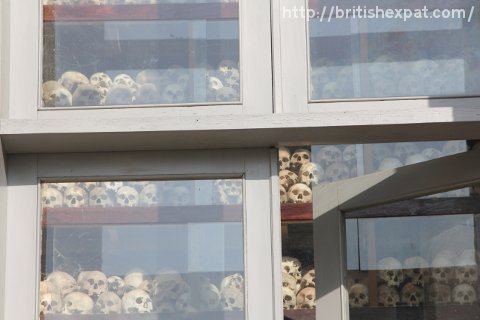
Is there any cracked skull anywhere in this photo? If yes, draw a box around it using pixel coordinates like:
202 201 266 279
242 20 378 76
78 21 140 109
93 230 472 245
299 162 324 186
122 289 153 313
107 276 126 297
116 186 139 207
279 170 298 190
282 257 302 284
78 271 107 299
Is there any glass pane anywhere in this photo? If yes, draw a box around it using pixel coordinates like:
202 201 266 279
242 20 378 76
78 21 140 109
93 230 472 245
39 179 245 318
42 1 240 108
347 208 479 319
308 0 480 100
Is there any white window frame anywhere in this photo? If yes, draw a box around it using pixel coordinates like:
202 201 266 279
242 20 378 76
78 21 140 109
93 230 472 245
3 0 272 119
313 149 480 319
4 148 277 320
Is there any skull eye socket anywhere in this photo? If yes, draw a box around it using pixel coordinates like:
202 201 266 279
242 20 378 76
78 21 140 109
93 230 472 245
302 154 309 160
66 195 73 200
349 293 354 299
41 301 48 307
51 196 57 201
292 190 299 195
458 292 463 297
77 196 84 201
303 191 310 196
136 297 143 304
107 301 114 307
306 294 313 300
359 294 366 299
99 280 105 286
88 279 95 285
101 195 107 200
67 301 73 307
128 195 136 200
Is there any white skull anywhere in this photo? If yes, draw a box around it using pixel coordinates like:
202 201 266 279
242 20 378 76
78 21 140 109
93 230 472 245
315 146 342 168
152 270 188 305
300 269 315 289
46 271 78 296
63 292 94 315
63 186 88 208
122 289 153 313
290 149 311 172
59 71 89 94
287 183 312 204
43 84 73 107
90 72 112 89
377 257 403 287
299 162 324 187
88 187 113 207
40 292 63 315
135 84 160 105
403 256 430 287
282 257 302 284
454 258 478 285
221 273 244 292
105 85 133 105
279 170 298 190
401 282 424 306
393 143 420 162
113 74 137 91
72 84 102 106
296 287 315 309
215 87 239 102
278 147 291 170
283 287 297 310
282 272 298 292
215 179 242 205
349 283 369 308
107 276 126 297
372 144 393 167
170 186 191 206
124 271 152 293
40 280 60 296
452 284 477 304
431 255 454 285
116 186 139 207
427 283 451 305
95 292 122 314
342 145 357 167
199 281 221 311
405 153 428 166
325 163 350 182
280 185 288 204
42 188 64 208
422 148 443 160
220 287 244 311
139 183 159 206
162 84 185 104
378 157 403 171
442 141 465 155
78 271 107 299
377 285 400 307
102 181 124 193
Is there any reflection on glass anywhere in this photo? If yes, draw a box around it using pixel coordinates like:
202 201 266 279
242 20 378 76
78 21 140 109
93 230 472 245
308 0 480 100
42 0 240 107
347 214 478 313
40 179 244 317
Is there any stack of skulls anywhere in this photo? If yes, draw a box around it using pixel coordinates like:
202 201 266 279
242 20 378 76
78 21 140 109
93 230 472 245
278 147 315 204
40 268 245 315
281 256 316 310
346 249 479 308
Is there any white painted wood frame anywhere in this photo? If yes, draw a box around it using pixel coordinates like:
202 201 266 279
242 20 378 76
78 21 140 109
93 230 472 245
313 149 480 320
4 148 276 320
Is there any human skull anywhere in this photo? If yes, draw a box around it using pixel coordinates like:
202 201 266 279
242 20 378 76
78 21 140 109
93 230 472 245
287 183 312 204
220 287 244 311
342 145 357 167
377 257 403 287
175 292 196 312
152 269 188 304
315 146 342 168
116 186 139 207
452 284 477 304
300 269 315 289
283 287 297 310
40 280 60 296
325 163 350 182
372 144 393 167
427 283 451 305
40 292 63 314
42 187 64 208
221 273 244 292
95 292 122 314
377 285 400 307
135 84 160 105
218 59 239 78
59 71 89 94
282 257 302 284
162 84 186 104
46 271 78 296
378 157 403 171
403 256 430 287
296 287 315 309
278 147 291 170
107 276 126 297
442 141 465 156
63 186 88 208
405 153 428 166
401 282 424 306
199 281 221 311
422 148 443 160
215 179 242 205
299 162 324 187
290 149 311 172
105 84 133 105
78 271 108 299
113 74 137 91
393 143 420 162
279 170 298 190
454 258 478 285
88 187 113 207
43 85 73 107
170 186 191 206
122 289 153 313
72 84 102 106
124 271 152 293
431 255 454 285
282 272 298 292
280 185 288 204
215 87 239 102
63 292 94 315
90 72 112 89
139 183 159 206
349 283 369 308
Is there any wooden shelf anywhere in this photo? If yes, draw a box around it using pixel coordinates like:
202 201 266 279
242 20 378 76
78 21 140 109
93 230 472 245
42 205 242 226
43 311 244 320
281 203 313 222
43 3 238 22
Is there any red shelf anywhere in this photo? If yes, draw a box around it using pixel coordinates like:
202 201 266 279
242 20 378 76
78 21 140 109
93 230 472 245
281 203 313 222
43 3 239 22
42 205 243 226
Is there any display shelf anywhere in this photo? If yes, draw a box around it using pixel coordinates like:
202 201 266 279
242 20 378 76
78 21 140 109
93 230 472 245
43 3 239 22
42 310 244 320
42 205 243 225
281 203 313 222
283 309 314 320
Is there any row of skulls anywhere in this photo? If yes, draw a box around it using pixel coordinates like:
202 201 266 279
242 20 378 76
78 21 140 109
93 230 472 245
43 61 240 107
40 269 245 315
42 179 242 208
44 0 237 4
281 256 316 310
349 250 479 308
